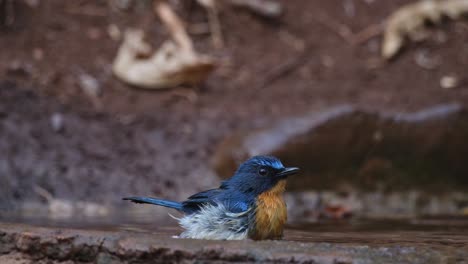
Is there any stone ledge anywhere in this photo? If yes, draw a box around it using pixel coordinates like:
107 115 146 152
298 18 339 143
0 223 466 263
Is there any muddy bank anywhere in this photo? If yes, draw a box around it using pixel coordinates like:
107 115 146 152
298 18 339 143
214 104 468 191
0 222 467 263
0 82 219 211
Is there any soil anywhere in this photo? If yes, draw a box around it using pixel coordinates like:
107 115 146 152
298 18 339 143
1 0 468 207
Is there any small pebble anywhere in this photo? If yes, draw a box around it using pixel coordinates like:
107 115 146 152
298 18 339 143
24 0 40 7
87 27 102 40
414 50 440 70
112 0 133 10
33 48 44 61
440 75 459 89
50 113 64 132
108 24 121 41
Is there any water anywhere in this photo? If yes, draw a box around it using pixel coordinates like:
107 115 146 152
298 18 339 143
2 214 468 246
286 218 468 246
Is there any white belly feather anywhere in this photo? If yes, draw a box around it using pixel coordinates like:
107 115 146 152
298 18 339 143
176 203 251 240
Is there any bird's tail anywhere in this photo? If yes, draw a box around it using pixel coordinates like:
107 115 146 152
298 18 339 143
123 196 183 211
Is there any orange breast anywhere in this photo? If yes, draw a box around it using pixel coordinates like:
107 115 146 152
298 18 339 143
250 180 287 240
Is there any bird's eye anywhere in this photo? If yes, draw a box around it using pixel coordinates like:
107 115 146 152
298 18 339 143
258 168 268 176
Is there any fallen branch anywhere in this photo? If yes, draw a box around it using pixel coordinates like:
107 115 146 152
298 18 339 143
314 13 385 45
351 22 386 45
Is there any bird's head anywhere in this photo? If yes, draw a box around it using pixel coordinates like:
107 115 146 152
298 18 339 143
224 155 299 195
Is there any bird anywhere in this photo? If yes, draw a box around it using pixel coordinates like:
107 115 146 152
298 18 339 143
123 155 299 240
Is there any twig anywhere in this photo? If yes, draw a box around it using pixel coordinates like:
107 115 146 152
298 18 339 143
314 14 354 43
228 0 283 18
170 88 199 103
34 185 54 202
155 0 193 51
197 0 224 49
256 51 308 90
207 4 224 48
351 21 386 45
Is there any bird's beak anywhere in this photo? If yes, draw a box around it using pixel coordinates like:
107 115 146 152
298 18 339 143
276 167 300 178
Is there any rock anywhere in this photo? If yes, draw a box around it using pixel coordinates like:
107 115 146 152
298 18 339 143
107 24 121 41
78 73 101 98
0 222 466 263
414 49 440 70
212 104 468 191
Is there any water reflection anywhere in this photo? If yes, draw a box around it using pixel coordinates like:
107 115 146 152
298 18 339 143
1 214 467 246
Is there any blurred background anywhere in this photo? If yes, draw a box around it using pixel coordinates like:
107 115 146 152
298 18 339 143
1 0 468 229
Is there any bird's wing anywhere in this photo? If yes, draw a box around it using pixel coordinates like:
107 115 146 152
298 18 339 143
181 188 253 214
186 188 221 201
181 188 222 213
